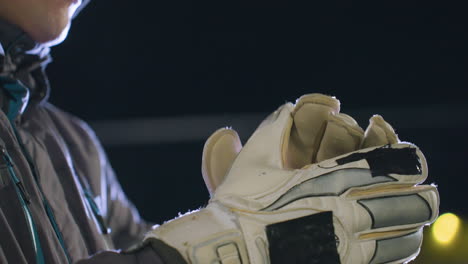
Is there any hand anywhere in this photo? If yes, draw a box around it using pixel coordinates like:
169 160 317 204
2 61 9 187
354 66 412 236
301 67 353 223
145 94 439 264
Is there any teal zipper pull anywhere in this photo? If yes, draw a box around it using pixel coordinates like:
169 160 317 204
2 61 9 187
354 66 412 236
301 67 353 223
1 148 30 203
84 189 111 235
16 180 31 204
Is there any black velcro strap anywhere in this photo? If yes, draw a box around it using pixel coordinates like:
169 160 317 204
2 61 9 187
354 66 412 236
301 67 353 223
266 211 340 264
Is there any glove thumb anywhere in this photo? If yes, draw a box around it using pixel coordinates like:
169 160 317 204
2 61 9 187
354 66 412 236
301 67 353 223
202 128 242 196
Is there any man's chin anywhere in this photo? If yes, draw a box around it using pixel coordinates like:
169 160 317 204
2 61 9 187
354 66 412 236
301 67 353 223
28 22 71 47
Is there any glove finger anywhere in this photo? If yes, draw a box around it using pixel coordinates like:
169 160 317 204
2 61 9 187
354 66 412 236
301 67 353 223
315 113 364 163
332 143 428 185
370 229 423 264
362 115 400 148
356 186 438 234
347 186 437 264
352 228 423 264
202 128 242 196
263 143 429 211
285 93 340 169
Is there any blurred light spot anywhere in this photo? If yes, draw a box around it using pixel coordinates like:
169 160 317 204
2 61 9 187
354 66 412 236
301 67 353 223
432 213 460 245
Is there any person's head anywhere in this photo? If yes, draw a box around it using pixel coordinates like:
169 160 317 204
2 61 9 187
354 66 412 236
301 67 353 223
0 0 84 46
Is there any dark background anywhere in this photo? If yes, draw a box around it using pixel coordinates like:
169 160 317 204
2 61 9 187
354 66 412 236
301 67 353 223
47 1 466 262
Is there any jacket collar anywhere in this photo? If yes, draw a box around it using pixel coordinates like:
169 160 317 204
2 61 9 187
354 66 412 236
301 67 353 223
0 18 51 111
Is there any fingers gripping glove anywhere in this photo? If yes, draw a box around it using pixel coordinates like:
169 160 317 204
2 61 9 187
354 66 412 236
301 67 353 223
144 94 439 264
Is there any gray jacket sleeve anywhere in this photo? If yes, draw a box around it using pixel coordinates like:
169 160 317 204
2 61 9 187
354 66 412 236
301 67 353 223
75 245 163 264
77 119 154 250
76 129 191 263
43 105 185 263
101 156 154 249
44 105 153 249
75 239 187 264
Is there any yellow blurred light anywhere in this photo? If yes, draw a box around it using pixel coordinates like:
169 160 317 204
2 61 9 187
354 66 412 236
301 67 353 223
432 213 461 245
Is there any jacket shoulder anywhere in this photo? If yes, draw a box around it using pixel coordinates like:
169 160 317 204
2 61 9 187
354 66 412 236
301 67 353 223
42 103 101 147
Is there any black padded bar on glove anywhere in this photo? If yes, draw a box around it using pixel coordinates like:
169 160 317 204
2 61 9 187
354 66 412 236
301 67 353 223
336 146 421 177
266 211 340 264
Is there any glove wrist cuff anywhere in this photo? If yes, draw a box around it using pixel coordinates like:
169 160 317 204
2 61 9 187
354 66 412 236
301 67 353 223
145 204 250 263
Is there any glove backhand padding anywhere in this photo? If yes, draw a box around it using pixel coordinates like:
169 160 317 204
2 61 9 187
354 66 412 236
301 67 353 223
146 94 439 264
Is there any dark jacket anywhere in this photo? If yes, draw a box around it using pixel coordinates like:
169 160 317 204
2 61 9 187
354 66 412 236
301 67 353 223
0 19 168 264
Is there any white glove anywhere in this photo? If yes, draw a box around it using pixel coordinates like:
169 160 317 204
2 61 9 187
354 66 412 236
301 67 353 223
145 94 439 264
